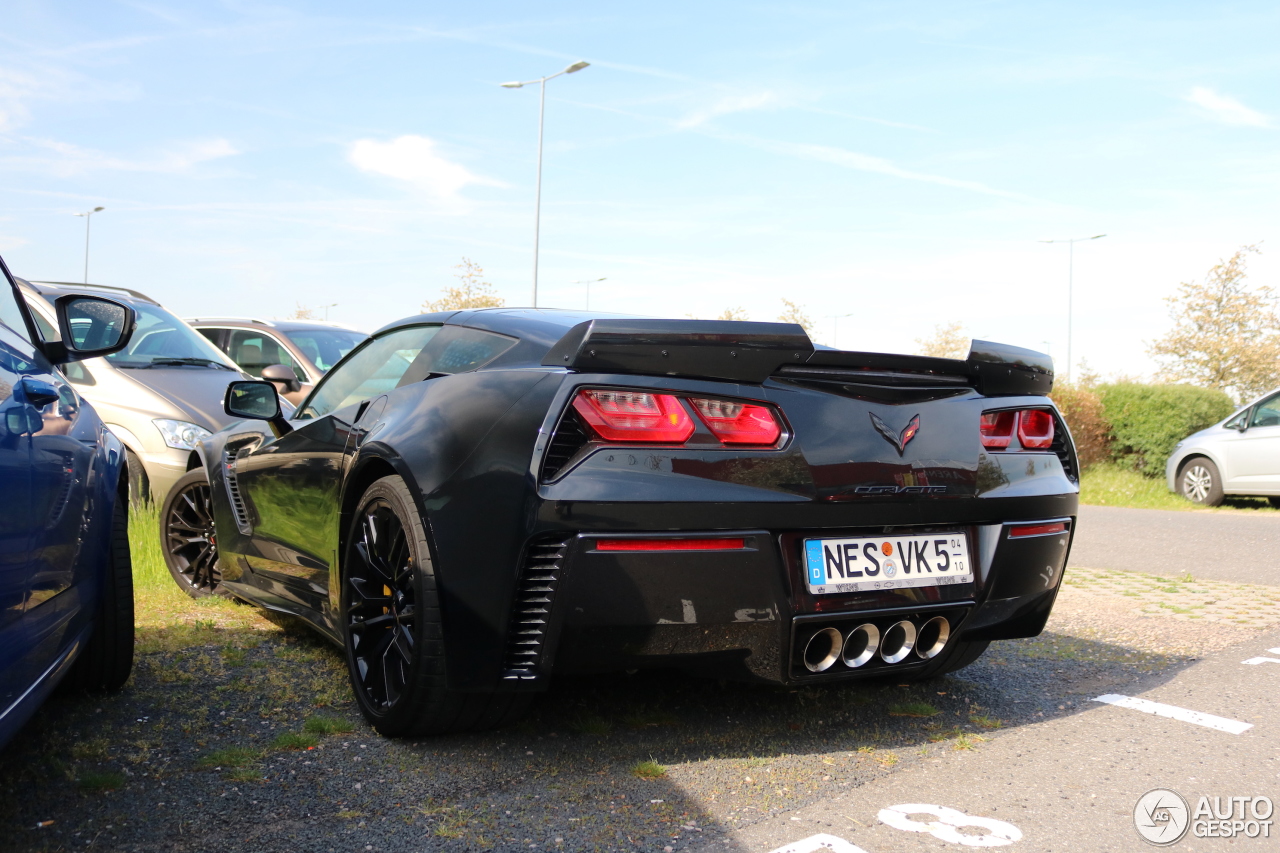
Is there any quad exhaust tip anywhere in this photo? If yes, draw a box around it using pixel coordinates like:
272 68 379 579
916 616 950 660
800 616 953 672
841 623 880 668
803 627 843 672
878 620 918 664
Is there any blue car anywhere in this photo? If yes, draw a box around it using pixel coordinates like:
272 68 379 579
0 254 139 750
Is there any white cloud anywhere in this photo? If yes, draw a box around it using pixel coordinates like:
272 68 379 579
706 131 1034 200
1185 86 1271 128
0 137 239 176
677 91 778 129
348 135 504 198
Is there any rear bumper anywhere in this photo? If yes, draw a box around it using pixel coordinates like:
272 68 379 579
507 508 1075 686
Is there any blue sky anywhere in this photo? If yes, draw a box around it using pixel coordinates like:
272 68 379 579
2 1 1278 379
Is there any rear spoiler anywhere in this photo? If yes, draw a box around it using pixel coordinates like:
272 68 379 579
542 319 813 383
543 320 1053 394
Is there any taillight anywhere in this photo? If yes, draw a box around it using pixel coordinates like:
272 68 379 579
595 537 746 551
689 397 782 446
981 408 1056 450
1017 409 1055 449
572 390 695 443
980 411 1015 449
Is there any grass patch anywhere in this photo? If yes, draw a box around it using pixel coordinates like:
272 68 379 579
225 767 263 783
969 714 1003 729
195 747 262 769
631 759 667 779
77 770 126 792
887 701 940 718
271 732 320 750
1080 463 1280 512
304 715 356 735
569 714 612 735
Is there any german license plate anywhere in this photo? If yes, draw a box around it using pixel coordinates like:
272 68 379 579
803 532 972 594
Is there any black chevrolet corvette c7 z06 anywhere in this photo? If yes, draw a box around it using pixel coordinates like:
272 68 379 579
168 308 1078 736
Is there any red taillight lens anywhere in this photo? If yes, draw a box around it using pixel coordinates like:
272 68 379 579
980 411 1016 449
1017 409 1055 449
572 390 695 443
689 397 782 446
1008 522 1066 539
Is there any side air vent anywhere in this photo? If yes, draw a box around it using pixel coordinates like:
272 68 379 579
540 411 591 481
502 537 572 680
1050 412 1079 484
222 449 253 534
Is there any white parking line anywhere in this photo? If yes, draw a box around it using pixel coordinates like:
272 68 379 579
768 834 869 853
1092 694 1253 734
1242 657 1280 665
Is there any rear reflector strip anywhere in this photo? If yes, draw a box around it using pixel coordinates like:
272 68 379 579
1007 522 1067 539
595 538 746 552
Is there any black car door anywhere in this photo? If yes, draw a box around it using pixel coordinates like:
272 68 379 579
231 325 443 614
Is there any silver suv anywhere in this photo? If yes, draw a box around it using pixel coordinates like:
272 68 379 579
18 280 250 502
1166 389 1280 506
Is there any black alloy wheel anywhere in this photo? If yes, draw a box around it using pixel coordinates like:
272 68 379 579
161 468 223 598
346 494 418 714
341 475 533 737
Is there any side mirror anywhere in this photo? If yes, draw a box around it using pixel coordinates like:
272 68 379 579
224 380 293 437
48 295 136 364
261 363 302 394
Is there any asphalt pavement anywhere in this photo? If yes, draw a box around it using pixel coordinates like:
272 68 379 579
697 626 1280 852
1070 505 1280 586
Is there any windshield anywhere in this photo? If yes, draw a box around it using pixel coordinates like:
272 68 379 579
284 328 368 373
104 301 238 368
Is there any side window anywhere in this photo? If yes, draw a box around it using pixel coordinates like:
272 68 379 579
0 280 32 344
1225 410 1248 430
397 325 517 385
297 325 442 420
227 330 300 379
1250 395 1280 428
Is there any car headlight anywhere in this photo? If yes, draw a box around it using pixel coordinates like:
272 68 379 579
153 419 213 451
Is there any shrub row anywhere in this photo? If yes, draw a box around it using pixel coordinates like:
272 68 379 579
1049 382 1236 475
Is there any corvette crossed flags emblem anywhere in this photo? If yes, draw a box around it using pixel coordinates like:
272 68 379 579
869 412 921 455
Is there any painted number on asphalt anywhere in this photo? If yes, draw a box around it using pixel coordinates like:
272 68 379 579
878 804 1023 847
768 834 870 853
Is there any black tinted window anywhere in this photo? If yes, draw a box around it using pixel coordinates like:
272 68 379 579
398 326 517 386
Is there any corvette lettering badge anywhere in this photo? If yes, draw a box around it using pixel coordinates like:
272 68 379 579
869 412 921 455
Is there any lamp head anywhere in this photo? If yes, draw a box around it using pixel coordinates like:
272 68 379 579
564 61 590 73
93 206 104 212
500 81 524 89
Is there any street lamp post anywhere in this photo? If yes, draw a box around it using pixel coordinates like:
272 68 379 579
320 303 338 321
502 60 591 308
828 312 854 349
572 277 606 310
1040 233 1105 383
74 206 105 284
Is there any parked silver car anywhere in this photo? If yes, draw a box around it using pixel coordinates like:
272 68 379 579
1165 390 1280 506
18 280 251 502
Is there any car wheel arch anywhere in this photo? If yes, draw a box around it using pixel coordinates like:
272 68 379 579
339 450 434 574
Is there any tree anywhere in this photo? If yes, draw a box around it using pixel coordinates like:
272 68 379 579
289 302 318 320
717 307 749 321
1148 245 1280 401
914 321 970 359
422 258 505 312
778 299 816 339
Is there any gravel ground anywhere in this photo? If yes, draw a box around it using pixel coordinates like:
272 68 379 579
3 567 1277 853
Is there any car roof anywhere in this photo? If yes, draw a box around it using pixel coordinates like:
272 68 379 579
21 279 160 305
373 307 636 351
186 317 363 333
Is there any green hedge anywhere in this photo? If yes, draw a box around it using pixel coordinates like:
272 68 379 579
1096 383 1235 475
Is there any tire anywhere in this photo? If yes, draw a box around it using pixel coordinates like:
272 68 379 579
341 475 531 737
1267 497 1280 509
902 638 990 681
161 468 225 598
1179 457 1224 506
125 448 150 506
65 490 134 691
